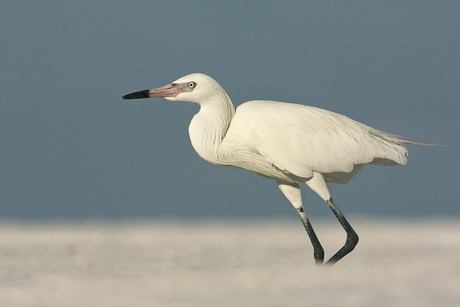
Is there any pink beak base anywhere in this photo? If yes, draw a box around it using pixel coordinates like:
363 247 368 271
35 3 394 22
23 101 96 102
122 83 184 100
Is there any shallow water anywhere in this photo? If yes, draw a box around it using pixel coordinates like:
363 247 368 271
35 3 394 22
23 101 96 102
0 218 459 307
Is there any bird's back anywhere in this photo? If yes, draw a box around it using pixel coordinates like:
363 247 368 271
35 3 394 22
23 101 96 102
223 100 409 184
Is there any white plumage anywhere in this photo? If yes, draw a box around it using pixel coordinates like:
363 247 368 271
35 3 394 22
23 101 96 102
122 73 419 265
223 100 408 183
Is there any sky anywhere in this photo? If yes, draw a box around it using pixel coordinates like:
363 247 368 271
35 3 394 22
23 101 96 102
1 1 459 220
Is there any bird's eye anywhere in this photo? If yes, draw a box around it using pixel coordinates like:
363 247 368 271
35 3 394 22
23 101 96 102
188 82 197 89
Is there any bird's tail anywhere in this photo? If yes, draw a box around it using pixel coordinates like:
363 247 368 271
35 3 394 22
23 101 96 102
397 139 443 146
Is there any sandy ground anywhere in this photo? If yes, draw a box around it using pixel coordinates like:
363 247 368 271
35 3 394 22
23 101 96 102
0 218 459 307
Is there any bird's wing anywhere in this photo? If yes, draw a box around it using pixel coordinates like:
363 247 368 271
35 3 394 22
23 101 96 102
231 100 408 179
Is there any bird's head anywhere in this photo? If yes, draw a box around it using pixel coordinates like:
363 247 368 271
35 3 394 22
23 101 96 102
121 73 222 104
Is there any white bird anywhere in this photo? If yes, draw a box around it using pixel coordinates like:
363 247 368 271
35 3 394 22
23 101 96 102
122 73 422 265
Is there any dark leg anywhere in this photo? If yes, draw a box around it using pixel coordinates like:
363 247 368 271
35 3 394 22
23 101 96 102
325 197 359 265
296 206 325 264
276 180 324 265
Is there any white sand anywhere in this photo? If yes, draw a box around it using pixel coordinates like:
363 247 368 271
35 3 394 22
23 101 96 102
0 218 459 307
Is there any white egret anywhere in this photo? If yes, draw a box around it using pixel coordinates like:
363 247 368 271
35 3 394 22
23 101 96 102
122 73 423 265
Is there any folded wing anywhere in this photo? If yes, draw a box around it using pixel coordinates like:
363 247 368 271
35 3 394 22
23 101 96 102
232 100 408 183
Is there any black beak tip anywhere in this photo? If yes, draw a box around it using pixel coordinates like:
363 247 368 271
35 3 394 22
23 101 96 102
121 90 150 100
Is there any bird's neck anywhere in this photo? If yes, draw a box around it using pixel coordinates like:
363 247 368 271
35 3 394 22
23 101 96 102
188 90 235 164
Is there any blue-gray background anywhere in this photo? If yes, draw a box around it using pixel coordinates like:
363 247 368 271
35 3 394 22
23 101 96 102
2 1 459 220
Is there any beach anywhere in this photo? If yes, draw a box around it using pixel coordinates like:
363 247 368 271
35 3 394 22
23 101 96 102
1 218 459 307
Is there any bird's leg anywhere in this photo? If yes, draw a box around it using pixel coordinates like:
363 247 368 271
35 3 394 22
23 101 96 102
306 171 359 265
277 180 324 264
296 206 325 264
324 197 359 265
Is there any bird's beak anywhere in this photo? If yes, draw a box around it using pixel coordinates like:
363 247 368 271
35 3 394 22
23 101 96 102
122 83 187 100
